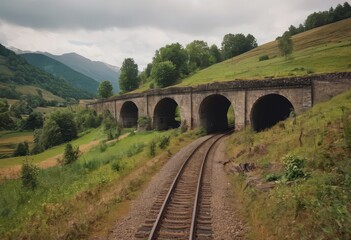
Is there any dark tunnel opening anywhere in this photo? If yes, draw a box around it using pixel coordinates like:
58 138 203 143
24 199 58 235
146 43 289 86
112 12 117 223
199 94 233 133
153 98 180 130
120 101 138 128
250 94 294 132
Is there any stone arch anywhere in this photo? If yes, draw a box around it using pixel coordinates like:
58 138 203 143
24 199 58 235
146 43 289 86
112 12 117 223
199 94 233 133
120 101 138 128
153 97 181 130
250 94 294 131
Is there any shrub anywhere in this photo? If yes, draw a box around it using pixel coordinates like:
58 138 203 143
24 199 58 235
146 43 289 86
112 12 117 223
21 159 39 190
259 55 269 61
13 141 29 157
283 154 308 181
159 135 170 149
126 143 145 157
99 141 108 152
138 116 151 130
149 141 156 157
111 162 122 172
63 143 80 165
195 127 207 136
265 173 282 182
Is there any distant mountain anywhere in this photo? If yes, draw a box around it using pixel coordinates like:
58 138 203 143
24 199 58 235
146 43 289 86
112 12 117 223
21 53 99 95
0 44 93 99
44 52 120 93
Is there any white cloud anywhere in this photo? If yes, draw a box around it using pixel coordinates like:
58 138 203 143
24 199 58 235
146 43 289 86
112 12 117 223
0 0 346 69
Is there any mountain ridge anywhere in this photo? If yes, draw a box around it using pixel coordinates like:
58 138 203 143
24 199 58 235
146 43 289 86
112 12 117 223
21 53 100 95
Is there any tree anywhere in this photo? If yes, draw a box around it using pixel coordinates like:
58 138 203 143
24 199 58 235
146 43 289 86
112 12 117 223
209 44 222 64
13 141 29 157
151 61 177 88
63 143 80 165
186 40 211 71
153 43 188 79
98 80 113 99
221 33 257 60
278 32 293 58
0 99 9 113
22 112 43 130
119 58 139 92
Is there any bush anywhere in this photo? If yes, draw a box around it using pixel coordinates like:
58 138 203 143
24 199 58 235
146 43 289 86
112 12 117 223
283 154 308 181
138 116 151 130
126 143 145 157
159 135 170 149
149 141 156 157
99 141 108 152
259 55 269 61
21 159 39 190
111 162 122 172
63 143 80 165
195 127 207 136
13 141 29 157
102 112 121 140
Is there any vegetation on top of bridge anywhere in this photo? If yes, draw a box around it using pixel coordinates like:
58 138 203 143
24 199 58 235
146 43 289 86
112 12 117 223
90 72 351 104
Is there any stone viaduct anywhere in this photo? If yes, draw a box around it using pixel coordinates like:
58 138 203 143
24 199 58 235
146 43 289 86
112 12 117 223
87 72 351 133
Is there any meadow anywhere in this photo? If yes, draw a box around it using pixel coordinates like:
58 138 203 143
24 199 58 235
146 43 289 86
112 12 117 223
178 18 351 87
0 128 197 239
226 89 351 239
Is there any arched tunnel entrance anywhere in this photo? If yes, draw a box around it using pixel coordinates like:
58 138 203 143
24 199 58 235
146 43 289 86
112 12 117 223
153 98 180 130
199 94 233 133
250 94 294 132
120 101 138 128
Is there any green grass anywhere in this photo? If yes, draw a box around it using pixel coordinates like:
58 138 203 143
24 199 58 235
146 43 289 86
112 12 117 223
0 129 189 238
178 18 351 86
16 85 65 102
226 89 351 239
0 131 34 158
132 18 351 93
0 128 104 168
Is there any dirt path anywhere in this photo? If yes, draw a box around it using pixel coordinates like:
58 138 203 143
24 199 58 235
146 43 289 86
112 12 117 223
0 133 130 181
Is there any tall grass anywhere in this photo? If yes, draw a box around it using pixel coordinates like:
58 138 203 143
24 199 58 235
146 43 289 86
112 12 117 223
227 89 351 239
0 129 187 238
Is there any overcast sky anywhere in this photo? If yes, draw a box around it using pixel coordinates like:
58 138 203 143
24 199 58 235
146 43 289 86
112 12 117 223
0 0 345 69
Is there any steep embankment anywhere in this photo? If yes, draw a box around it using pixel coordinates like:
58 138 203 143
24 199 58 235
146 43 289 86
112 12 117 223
178 18 351 87
226 89 351 239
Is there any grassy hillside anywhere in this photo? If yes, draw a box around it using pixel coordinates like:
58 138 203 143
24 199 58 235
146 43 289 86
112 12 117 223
0 129 197 238
226 89 351 239
0 44 93 100
177 19 351 87
21 53 99 95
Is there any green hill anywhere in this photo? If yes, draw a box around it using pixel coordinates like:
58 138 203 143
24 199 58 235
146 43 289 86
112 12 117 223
45 52 120 93
177 18 351 87
0 44 93 100
21 53 99 95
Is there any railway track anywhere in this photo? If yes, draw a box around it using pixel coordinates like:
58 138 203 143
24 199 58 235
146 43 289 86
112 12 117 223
135 131 231 239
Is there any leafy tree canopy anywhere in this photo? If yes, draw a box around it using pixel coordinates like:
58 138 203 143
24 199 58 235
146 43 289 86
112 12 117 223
98 80 113 98
278 32 293 57
153 43 188 78
186 40 211 71
151 61 177 88
119 58 139 92
221 33 257 60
